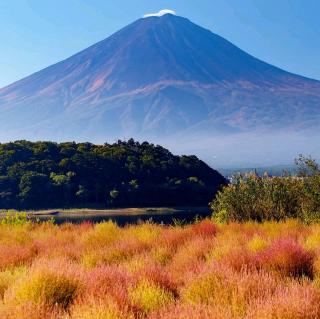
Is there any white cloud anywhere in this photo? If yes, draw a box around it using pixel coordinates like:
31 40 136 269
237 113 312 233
143 9 176 18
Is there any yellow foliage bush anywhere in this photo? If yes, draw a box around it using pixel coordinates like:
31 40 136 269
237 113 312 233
11 270 80 309
129 280 174 314
82 221 119 247
126 223 161 244
0 267 26 299
248 235 269 252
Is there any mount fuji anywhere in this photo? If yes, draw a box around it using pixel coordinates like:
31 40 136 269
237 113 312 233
0 11 319 166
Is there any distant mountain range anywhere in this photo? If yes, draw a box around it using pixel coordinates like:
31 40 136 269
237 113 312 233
0 12 319 166
218 165 298 179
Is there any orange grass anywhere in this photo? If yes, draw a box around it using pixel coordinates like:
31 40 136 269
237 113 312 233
0 219 319 318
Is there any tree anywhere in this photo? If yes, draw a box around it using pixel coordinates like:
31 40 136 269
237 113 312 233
0 140 226 208
76 185 89 204
18 172 49 208
295 154 320 177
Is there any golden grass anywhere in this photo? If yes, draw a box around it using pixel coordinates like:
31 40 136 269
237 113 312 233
0 219 319 318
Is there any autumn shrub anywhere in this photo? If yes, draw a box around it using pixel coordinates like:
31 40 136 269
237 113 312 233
259 219 309 241
191 219 218 237
148 303 233 319
126 222 161 245
0 267 26 299
0 303 64 319
136 264 177 295
81 233 151 269
70 298 134 319
247 235 269 253
150 245 173 265
181 263 279 317
0 243 38 270
248 283 320 319
206 227 249 264
83 265 134 310
304 225 320 251
129 280 174 314
257 238 314 278
81 221 119 247
169 237 214 285
9 270 80 310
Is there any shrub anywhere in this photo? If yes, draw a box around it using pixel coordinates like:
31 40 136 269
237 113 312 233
182 271 226 305
127 223 161 244
136 265 177 295
257 238 314 278
83 265 133 309
82 221 119 247
0 267 26 299
151 245 173 265
190 220 218 238
12 270 80 309
211 174 303 223
0 303 63 319
0 212 29 226
148 303 232 319
0 243 37 270
169 237 214 285
211 156 320 223
249 283 320 319
129 280 174 314
304 225 320 250
248 235 269 253
70 299 134 319
182 264 279 317
299 175 320 223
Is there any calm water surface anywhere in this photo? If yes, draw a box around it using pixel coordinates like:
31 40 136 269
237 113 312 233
33 208 211 226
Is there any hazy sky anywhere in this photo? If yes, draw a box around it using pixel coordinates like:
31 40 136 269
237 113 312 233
0 0 319 88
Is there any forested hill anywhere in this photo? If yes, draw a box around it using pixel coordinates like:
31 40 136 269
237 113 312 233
0 139 226 209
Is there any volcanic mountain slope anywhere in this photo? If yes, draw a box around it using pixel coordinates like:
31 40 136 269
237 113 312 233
0 13 320 143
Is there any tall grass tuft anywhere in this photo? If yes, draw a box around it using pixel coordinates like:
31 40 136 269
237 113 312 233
129 280 174 314
256 238 314 278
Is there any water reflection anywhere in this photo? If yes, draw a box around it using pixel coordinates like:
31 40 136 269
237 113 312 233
34 209 211 226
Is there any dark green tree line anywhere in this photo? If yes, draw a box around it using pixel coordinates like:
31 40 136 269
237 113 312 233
0 139 226 209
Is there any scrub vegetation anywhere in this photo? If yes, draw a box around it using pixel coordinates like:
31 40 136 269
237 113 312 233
211 155 320 224
0 217 320 318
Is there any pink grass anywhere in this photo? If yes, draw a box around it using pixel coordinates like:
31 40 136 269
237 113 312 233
0 220 318 318
256 238 314 278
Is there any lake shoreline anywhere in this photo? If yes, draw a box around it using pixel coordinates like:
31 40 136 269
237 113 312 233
0 207 211 225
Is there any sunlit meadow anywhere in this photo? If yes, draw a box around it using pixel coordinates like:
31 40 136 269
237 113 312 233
0 216 320 318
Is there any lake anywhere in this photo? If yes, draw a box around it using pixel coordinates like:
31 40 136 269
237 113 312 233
29 207 211 226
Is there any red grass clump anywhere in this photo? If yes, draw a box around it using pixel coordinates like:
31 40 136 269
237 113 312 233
257 238 314 278
83 265 134 309
148 303 233 319
190 220 218 238
135 264 177 295
248 283 320 319
0 243 37 269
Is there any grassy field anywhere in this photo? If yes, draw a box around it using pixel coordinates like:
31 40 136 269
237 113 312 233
0 219 320 318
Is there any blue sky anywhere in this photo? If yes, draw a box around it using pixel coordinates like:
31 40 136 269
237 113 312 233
0 0 319 88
